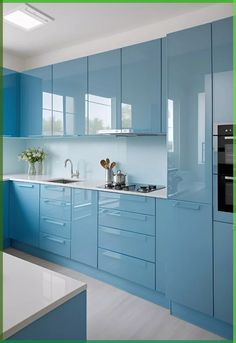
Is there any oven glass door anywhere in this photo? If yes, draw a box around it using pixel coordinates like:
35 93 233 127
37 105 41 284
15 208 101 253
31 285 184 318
218 136 233 175
218 175 233 212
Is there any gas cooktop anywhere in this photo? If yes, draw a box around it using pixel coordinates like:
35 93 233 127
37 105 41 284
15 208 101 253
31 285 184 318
97 183 165 193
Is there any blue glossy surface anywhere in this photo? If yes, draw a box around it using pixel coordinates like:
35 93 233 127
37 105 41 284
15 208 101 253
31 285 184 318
40 198 71 221
71 189 98 267
3 181 10 248
213 175 233 223
161 38 167 134
214 221 233 325
87 49 121 134
20 66 52 137
165 199 213 316
212 17 233 129
99 191 155 215
41 184 71 202
167 24 212 203
98 248 155 290
3 68 20 137
8 291 86 340
40 232 70 258
53 58 87 136
40 217 71 239
9 182 40 247
122 40 161 133
98 225 155 262
99 207 155 236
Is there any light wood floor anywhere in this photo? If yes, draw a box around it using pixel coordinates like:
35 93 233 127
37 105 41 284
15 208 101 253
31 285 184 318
6 248 223 340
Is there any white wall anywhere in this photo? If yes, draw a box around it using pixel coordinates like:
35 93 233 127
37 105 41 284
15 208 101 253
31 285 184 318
21 136 167 185
3 3 232 71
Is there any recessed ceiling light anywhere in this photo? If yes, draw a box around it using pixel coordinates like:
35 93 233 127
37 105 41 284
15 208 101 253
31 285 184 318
4 3 54 31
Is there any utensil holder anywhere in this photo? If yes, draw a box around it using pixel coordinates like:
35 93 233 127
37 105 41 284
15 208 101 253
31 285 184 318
105 169 113 185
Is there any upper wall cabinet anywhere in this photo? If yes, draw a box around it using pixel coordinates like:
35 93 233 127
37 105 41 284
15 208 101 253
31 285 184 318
121 40 162 133
167 24 212 204
3 68 20 137
212 17 233 131
20 65 52 137
53 57 87 136
87 49 121 134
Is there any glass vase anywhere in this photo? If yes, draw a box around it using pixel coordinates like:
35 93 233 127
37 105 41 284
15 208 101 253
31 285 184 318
37 161 43 175
28 162 36 176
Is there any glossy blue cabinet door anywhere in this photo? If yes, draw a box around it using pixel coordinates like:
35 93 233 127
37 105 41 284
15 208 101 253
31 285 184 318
122 40 161 133
3 68 20 136
71 189 98 267
3 181 10 248
212 17 233 131
164 200 213 316
214 221 232 324
167 24 212 203
20 66 52 137
161 38 167 134
87 49 121 134
9 182 40 247
53 58 87 136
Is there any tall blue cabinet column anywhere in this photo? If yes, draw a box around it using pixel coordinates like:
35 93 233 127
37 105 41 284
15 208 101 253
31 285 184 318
164 24 213 316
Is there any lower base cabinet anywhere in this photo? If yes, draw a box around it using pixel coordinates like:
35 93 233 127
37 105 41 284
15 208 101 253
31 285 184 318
161 199 213 316
214 221 233 324
71 189 98 268
3 181 10 248
40 233 71 258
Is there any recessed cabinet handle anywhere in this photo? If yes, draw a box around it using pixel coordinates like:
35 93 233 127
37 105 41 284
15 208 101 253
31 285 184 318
18 184 34 188
43 235 65 244
103 251 121 260
173 202 200 211
43 218 65 226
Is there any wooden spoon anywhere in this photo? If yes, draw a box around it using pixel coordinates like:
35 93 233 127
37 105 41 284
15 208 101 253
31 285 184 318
106 158 110 168
110 162 116 170
100 160 109 169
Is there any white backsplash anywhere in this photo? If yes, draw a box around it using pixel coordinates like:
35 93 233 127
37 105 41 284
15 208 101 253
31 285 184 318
3 136 167 185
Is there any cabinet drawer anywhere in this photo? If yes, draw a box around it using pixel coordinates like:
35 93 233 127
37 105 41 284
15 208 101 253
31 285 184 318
99 208 155 236
98 248 155 289
40 217 71 239
41 184 71 202
40 199 71 221
98 226 155 262
99 191 155 215
40 233 70 258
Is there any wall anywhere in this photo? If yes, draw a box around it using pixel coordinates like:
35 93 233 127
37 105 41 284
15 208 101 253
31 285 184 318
3 136 167 185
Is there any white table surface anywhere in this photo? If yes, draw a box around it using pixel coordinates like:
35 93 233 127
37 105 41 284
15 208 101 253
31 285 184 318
3 252 87 339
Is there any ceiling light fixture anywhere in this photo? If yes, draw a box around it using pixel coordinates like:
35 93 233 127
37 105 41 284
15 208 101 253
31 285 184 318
4 3 54 31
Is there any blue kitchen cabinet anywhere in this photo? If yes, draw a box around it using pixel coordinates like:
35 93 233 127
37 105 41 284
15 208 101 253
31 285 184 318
71 189 98 267
161 38 167 134
121 40 161 133
212 17 233 131
3 181 10 248
164 199 213 316
87 49 121 134
167 24 212 203
20 65 52 137
214 221 233 325
53 57 87 136
3 68 20 137
9 182 40 247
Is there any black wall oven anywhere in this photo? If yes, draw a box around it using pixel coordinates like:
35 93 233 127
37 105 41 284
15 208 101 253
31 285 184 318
217 125 234 213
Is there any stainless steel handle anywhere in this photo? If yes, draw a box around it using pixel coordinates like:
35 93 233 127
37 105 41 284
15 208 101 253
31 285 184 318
224 176 235 181
44 186 65 192
43 218 65 226
74 203 91 209
224 136 235 140
18 184 34 188
43 200 70 207
43 235 65 244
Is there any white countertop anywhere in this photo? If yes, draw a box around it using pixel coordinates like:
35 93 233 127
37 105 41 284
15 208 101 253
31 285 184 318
3 174 167 198
3 252 87 339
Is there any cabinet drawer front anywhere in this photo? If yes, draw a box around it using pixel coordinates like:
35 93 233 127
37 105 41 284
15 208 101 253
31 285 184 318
40 199 71 221
99 208 155 236
99 226 155 262
41 184 71 202
40 217 71 239
99 191 155 215
98 248 155 289
40 233 70 258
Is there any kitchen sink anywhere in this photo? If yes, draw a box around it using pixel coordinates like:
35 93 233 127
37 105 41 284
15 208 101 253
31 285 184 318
48 179 79 184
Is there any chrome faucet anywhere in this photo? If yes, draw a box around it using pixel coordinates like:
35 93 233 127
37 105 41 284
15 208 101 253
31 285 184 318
64 159 80 179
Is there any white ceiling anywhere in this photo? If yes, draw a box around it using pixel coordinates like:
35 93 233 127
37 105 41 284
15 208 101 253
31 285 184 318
4 3 217 59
